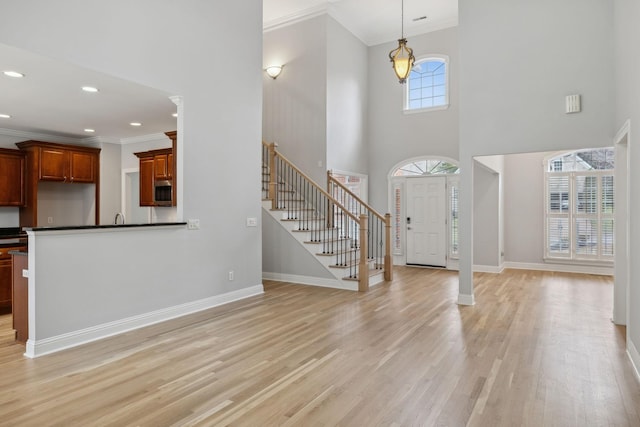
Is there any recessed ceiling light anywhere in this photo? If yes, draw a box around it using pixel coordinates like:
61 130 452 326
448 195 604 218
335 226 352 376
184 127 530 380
0 114 10 119
82 86 99 93
3 71 25 78
130 122 142 127
84 128 95 133
172 113 178 118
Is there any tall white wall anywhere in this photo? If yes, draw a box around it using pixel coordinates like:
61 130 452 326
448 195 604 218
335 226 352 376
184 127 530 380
614 0 640 368
0 1 263 342
503 152 546 264
473 157 503 269
263 16 327 184
458 0 615 301
367 27 459 214
99 142 121 225
326 17 368 176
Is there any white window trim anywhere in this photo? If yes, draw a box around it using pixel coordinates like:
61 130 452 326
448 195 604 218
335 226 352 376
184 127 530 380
403 54 450 114
542 151 615 265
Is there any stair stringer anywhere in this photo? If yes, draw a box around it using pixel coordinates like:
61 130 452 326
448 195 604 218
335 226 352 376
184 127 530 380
262 201 360 291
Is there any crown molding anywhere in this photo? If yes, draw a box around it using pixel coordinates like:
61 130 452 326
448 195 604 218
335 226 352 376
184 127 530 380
0 127 86 145
263 4 329 33
120 132 170 145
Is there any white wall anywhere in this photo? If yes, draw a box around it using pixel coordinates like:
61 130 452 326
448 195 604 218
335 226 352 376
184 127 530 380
614 0 640 369
473 161 501 268
99 142 121 225
0 208 19 227
458 0 615 301
367 27 459 213
503 152 546 264
0 0 264 349
262 211 334 279
326 17 368 176
263 16 327 184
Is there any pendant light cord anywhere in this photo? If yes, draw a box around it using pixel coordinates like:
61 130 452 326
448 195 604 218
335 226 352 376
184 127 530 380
401 0 405 38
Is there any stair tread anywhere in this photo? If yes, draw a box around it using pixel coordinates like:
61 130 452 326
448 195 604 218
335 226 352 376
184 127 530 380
342 268 385 281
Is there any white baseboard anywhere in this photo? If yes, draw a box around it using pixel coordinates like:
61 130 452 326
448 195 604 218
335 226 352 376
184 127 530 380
25 284 264 358
628 338 640 385
457 293 475 306
473 264 504 274
503 261 613 276
262 272 358 291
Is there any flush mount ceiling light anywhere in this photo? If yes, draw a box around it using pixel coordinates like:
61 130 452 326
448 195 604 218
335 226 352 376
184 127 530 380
84 128 95 133
172 112 178 118
129 122 142 127
81 86 99 93
265 65 283 79
0 113 10 119
3 70 24 78
389 0 415 84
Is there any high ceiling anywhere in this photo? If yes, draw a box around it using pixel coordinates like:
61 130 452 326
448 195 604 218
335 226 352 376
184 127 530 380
0 1 457 148
264 0 458 46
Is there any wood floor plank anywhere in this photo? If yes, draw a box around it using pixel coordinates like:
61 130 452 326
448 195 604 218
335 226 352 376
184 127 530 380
0 267 638 426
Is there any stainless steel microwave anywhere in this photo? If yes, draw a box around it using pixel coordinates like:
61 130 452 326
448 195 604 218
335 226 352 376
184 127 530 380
154 180 173 205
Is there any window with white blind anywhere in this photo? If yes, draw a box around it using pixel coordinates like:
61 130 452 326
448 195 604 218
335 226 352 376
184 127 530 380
545 149 614 262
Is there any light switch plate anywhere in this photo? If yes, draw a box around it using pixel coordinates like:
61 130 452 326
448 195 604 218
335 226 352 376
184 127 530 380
246 217 257 227
187 219 200 230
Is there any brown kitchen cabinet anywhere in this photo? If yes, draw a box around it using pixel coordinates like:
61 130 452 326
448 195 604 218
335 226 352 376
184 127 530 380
11 252 28 343
0 245 25 309
16 140 101 227
135 131 176 207
139 157 155 206
38 145 97 183
0 148 25 206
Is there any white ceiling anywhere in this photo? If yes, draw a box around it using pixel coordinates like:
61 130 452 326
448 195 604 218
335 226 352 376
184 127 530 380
263 0 458 46
0 43 177 148
0 1 457 148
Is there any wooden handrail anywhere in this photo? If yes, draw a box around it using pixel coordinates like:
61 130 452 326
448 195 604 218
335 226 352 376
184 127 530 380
327 171 386 221
269 145 359 223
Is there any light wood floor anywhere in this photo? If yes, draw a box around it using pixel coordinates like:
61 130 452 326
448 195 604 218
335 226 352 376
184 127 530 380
0 267 639 426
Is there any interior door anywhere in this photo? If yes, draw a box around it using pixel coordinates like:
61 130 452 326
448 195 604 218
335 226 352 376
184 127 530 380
406 176 447 267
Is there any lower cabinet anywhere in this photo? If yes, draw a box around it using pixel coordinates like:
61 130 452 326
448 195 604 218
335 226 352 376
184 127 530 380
1 246 25 309
11 253 28 343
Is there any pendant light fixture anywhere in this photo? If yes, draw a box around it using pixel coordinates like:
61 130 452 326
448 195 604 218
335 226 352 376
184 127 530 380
389 0 415 84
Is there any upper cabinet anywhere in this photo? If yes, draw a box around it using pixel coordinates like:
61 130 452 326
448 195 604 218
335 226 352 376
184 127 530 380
28 143 98 184
15 140 101 227
135 131 177 207
0 148 26 206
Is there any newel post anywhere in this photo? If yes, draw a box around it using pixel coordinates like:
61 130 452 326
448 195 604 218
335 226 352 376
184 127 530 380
268 142 277 210
358 214 369 292
384 213 393 281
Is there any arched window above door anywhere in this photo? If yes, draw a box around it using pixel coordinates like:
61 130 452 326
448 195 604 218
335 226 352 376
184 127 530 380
392 158 459 176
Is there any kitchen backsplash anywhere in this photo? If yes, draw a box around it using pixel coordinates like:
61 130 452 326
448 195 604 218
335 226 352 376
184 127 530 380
0 208 20 228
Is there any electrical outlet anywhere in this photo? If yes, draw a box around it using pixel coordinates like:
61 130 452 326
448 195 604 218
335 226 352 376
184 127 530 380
47 216 53 224
228 271 234 281
187 219 200 230
246 217 257 227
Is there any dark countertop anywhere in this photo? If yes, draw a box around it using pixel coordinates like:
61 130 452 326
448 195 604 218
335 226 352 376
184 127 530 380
8 250 27 256
0 227 26 240
27 222 187 232
0 238 27 248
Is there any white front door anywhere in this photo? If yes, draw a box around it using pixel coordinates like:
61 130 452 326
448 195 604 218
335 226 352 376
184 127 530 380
406 176 447 266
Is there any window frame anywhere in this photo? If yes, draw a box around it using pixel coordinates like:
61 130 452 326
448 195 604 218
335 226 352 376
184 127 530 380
543 149 614 264
403 55 450 114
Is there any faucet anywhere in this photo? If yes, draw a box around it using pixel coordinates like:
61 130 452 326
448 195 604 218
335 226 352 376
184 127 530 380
114 212 125 225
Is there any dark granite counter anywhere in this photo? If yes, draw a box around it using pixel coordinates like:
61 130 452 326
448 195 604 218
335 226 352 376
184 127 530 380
27 222 187 232
0 238 27 249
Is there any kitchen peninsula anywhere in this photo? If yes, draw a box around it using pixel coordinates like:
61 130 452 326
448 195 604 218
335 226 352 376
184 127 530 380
18 221 187 356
